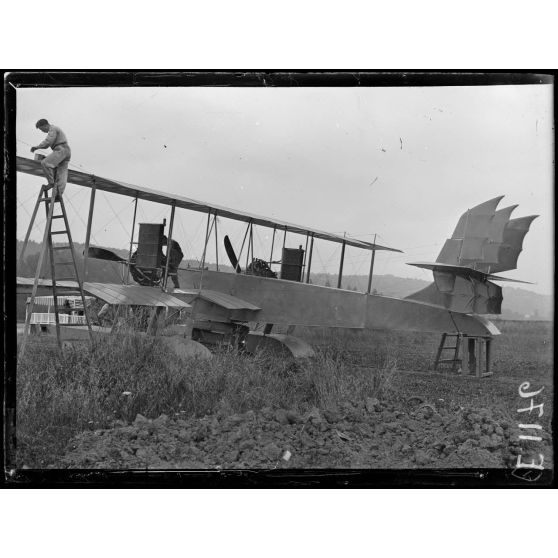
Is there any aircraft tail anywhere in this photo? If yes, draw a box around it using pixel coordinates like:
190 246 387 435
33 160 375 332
406 197 538 315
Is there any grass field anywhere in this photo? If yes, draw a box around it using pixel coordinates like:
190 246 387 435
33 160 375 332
15 320 553 468
301 320 554 430
300 320 553 379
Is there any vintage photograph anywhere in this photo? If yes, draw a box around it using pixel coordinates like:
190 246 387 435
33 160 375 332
7 73 553 481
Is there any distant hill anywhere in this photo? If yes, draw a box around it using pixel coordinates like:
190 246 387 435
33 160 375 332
498 286 553 321
310 272 430 298
16 240 552 321
16 239 233 283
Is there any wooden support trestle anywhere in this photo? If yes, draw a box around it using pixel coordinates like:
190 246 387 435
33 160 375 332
434 332 493 378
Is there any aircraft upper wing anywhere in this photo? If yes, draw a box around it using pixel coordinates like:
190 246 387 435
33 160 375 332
16 156 401 253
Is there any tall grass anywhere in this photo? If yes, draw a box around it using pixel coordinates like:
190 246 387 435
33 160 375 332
16 333 394 466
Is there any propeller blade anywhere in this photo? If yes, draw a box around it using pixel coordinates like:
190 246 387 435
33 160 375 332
224 235 242 274
85 246 128 263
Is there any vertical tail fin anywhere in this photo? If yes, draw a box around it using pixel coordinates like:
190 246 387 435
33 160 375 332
407 198 538 314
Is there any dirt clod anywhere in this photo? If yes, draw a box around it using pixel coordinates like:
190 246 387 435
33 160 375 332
365 397 381 413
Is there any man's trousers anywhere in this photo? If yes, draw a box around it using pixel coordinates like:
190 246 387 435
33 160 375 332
41 144 71 195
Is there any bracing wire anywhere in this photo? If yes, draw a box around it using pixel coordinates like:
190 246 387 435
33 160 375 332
180 213 206 266
175 211 206 266
177 213 197 264
252 225 271 261
63 196 98 245
100 192 132 240
89 193 136 245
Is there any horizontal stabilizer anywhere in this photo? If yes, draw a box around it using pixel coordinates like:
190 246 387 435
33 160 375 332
408 262 533 284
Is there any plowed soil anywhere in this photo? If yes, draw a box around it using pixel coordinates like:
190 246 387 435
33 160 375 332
60 397 553 469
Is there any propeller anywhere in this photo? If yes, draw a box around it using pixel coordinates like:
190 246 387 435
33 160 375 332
224 235 242 274
85 246 128 263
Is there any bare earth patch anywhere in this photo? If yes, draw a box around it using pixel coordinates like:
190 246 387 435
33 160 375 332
59 398 553 470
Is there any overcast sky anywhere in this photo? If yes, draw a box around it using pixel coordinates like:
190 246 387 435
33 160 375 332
16 84 553 295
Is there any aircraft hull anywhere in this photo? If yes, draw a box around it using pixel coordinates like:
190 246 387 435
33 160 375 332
177 269 500 337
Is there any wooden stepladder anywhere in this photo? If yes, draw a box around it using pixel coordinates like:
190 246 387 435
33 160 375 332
434 332 463 373
434 332 493 377
18 184 93 357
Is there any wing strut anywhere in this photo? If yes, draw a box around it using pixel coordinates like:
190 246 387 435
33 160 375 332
125 195 139 284
366 233 378 293
83 179 97 281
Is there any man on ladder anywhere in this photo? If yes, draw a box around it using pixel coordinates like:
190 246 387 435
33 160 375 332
30 119 71 200
19 119 92 357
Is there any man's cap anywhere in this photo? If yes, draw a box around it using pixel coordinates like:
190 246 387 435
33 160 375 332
36 118 49 128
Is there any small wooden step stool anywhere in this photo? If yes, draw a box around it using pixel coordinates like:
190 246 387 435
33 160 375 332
18 184 93 357
435 333 493 378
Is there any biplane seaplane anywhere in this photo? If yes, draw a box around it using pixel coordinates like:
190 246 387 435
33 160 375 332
16 156 537 373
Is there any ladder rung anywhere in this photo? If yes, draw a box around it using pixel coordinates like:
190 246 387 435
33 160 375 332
50 231 68 235
52 215 65 219
55 277 78 281
55 261 75 266
438 359 462 363
441 346 458 351
53 246 72 250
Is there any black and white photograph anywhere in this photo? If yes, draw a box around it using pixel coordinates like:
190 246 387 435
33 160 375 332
4 72 554 486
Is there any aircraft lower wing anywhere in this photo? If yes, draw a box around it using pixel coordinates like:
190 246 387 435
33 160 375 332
17 277 191 309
